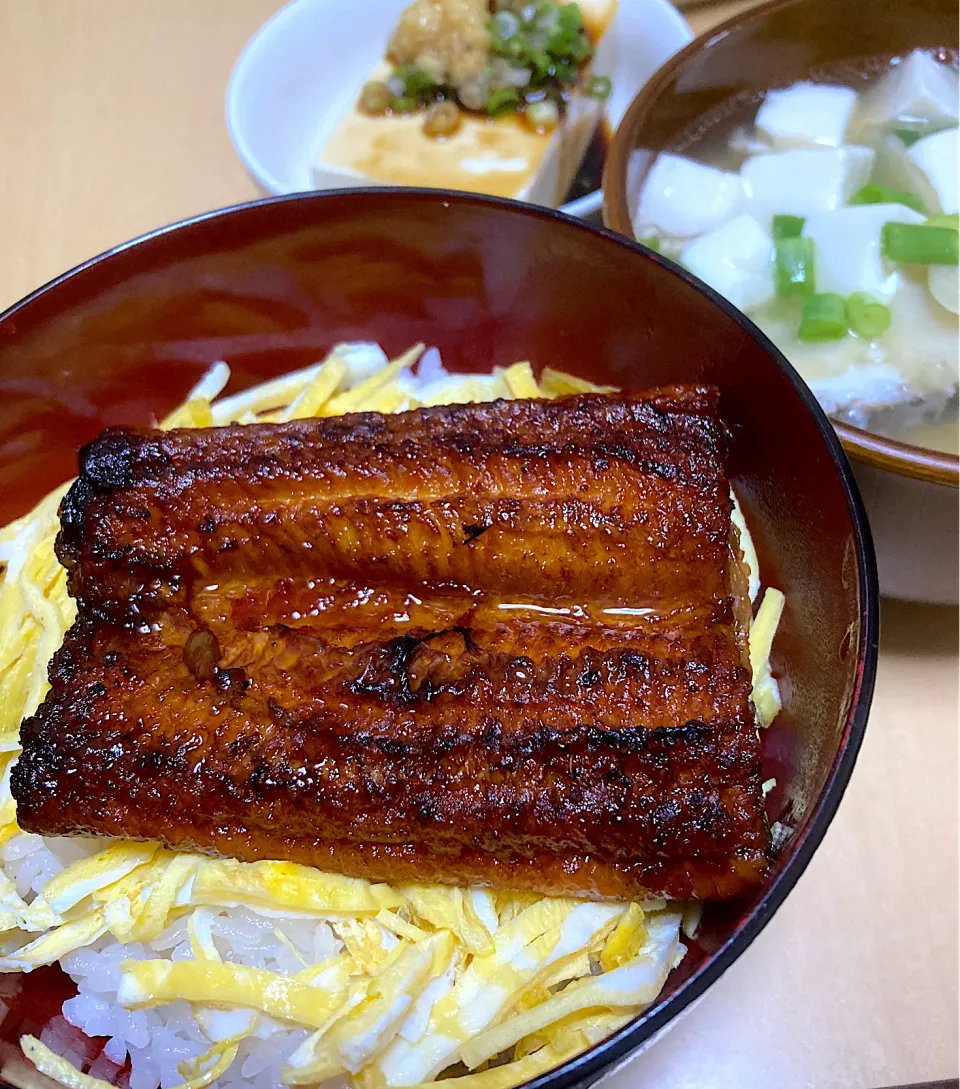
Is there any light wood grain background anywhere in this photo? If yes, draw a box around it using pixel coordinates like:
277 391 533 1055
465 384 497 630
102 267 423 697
0 3 957 1088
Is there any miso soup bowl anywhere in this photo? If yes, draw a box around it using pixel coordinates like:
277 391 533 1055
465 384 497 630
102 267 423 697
603 0 959 605
0 190 877 1086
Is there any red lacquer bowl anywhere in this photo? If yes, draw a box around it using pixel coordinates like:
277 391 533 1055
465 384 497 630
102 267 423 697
0 191 877 1089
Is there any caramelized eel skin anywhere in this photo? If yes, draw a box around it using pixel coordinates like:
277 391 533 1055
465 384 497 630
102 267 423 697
14 390 768 900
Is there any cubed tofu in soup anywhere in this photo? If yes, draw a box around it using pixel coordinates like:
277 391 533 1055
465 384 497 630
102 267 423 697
907 128 960 214
857 50 960 130
803 203 926 299
741 147 875 217
756 82 858 149
634 52 959 453
681 214 775 311
635 154 742 237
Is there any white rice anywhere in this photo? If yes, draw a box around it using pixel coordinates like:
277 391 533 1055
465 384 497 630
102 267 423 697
54 901 338 1089
2 832 101 900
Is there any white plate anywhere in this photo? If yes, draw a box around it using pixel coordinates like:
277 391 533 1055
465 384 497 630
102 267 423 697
226 0 692 208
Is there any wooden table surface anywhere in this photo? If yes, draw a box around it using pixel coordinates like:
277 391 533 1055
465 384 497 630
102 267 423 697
0 3 956 1088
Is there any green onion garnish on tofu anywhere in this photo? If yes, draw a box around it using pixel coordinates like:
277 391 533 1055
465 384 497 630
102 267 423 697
798 293 848 342
845 292 892 337
881 222 959 265
775 237 816 298
585 75 612 100
485 87 522 115
393 64 438 97
849 184 925 214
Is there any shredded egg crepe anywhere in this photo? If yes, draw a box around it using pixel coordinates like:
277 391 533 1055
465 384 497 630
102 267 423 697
0 344 784 1089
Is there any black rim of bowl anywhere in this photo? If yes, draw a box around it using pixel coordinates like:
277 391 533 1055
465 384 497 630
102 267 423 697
0 188 880 1089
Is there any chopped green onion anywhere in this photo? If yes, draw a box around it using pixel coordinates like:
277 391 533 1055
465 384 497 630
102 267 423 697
392 64 436 97
893 119 955 145
585 75 612 101
489 0 594 99
772 214 805 240
926 213 960 231
519 2 544 25
845 292 892 338
849 184 925 214
527 49 554 76
524 97 560 132
549 5 591 62
637 235 661 252
881 222 959 265
798 294 847 342
390 95 418 114
775 237 816 298
557 2 584 33
492 10 520 40
485 86 522 114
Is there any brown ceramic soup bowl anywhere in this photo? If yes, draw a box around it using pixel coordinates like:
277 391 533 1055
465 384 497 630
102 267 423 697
0 191 877 1088
603 0 958 605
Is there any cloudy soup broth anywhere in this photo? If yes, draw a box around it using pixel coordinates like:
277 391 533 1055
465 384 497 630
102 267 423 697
632 50 959 454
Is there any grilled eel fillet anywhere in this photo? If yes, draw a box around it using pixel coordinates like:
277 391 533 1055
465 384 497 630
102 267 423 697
13 388 768 901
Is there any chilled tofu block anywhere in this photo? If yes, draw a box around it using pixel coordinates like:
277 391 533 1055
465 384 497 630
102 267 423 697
681 213 774 312
802 203 926 299
929 264 959 314
635 154 742 238
907 128 959 214
741 146 875 217
756 82 858 149
314 0 618 207
317 94 602 204
857 50 960 129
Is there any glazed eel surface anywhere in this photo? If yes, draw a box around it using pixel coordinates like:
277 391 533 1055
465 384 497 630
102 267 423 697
13 389 768 900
